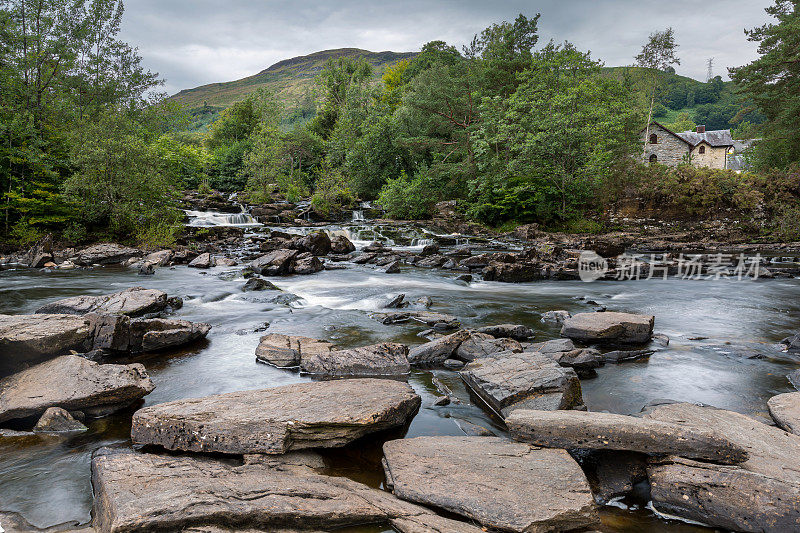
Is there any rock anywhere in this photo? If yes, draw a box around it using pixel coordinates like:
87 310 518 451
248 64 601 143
302 343 410 377
330 235 356 254
33 407 88 432
91 447 477 533
131 318 211 353
296 231 331 256
0 314 92 366
242 277 280 291
600 349 654 363
433 396 450 406
385 294 406 309
384 260 401 274
789 369 800 391
419 243 440 256
541 310 571 324
767 392 800 434
443 359 464 370
529 338 576 354
412 296 432 308
391 514 486 533
131 378 421 454
293 254 324 275
374 310 459 329
514 223 540 240
581 450 649 503
138 262 155 275
482 262 543 283
455 274 472 283
506 409 748 464
407 330 471 367
188 252 213 268
143 249 172 266
363 241 386 252
643 402 800 532
455 332 522 362
780 332 800 353
215 257 237 267
36 287 169 317
255 334 333 367
250 249 299 276
476 324 535 341
382 436 599 532
75 243 140 265
30 252 53 268
460 351 583 417
561 312 654 344
0 355 154 423
550 348 602 377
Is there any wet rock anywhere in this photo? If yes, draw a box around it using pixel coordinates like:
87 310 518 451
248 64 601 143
242 277 280 291
482 261 543 283
384 294 406 309
550 348 602 377
460 351 583 417
412 296 432 308
419 243 440 257
137 262 155 276
189 252 213 269
541 310 571 324
293 254 324 275
407 330 471 367
363 241 387 253
476 324 535 341
143 249 172 266
352 252 378 264
128 318 210 353
506 409 748 464
384 260 401 274
561 312 654 344
33 407 88 433
443 359 464 370
416 255 447 268
789 369 800 391
455 274 472 283
455 332 522 362
30 252 54 268
581 450 649 503
296 231 331 256
91 447 472 533
780 332 800 353
255 334 333 367
330 235 356 254
433 395 450 406
36 287 169 317
600 349 654 363
391 514 485 533
382 436 598 532
250 249 299 276
0 355 154 423
652 333 670 347
767 392 800 434
132 379 420 455
643 402 800 532
75 243 141 266
373 310 459 329
215 257 237 267
0 314 92 365
529 338 576 354
301 343 410 377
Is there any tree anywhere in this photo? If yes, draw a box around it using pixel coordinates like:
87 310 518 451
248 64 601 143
636 28 680 155
730 0 800 168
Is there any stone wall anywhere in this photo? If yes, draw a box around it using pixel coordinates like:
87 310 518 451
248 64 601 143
689 144 728 169
642 124 689 166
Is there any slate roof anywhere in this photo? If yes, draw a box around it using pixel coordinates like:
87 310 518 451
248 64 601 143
675 129 735 148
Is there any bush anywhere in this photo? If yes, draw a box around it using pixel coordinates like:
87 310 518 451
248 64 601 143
137 222 180 249
378 169 442 220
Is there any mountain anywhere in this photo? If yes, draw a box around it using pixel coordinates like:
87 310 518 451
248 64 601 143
170 48 417 114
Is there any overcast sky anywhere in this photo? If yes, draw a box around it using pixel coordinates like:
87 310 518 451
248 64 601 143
118 0 773 96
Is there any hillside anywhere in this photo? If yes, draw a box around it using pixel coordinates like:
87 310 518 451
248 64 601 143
171 48 417 119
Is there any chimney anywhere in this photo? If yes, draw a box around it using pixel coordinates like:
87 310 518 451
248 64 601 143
697 125 706 133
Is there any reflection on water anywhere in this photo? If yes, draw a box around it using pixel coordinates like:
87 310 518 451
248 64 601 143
1 257 798 531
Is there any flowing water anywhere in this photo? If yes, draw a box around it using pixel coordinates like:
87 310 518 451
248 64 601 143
1 219 799 532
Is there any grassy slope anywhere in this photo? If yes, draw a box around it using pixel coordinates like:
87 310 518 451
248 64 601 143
170 48 417 113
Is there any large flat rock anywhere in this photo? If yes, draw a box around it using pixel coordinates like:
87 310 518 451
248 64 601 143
561 312 654 344
0 355 154 423
643 402 800 531
91 447 479 533
382 436 598 532
36 287 168 317
75 243 141 265
0 314 92 361
132 378 421 454
407 330 470 366
301 343 410 377
459 351 583 417
506 409 748 464
767 391 800 434
255 334 333 367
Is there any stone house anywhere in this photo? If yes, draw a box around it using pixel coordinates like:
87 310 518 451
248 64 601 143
641 122 742 170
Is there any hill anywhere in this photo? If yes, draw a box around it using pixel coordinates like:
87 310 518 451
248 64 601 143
171 48 417 127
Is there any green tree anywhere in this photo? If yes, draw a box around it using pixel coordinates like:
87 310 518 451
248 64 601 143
730 0 800 168
636 28 680 156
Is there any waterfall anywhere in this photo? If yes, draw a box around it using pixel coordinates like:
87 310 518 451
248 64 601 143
185 208 261 227
352 210 366 222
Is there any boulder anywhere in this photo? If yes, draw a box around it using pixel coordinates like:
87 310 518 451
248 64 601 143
644 402 800 532
419 243 440 256
75 243 141 265
138 262 155 276
382 436 598 532
541 310 571 324
767 392 800 434
506 409 748 464
550 348 602 377
460 351 583 417
330 235 356 254
529 338 576 354
384 294 406 309
188 252 213 268
131 378 421 455
455 332 522 362
143 250 172 266
297 231 332 256
600 349 653 363
242 277 280 291
129 318 211 353
789 369 800 391
0 355 154 423
0 314 92 365
481 261 543 283
250 249 299 276
33 407 88 432
255 334 333 367
91 447 480 533
293 254 324 275
581 450 649 503
475 324 534 341
561 312 654 344
374 311 459 329
30 252 53 268
36 287 169 317
384 260 401 274
407 330 471 366
780 332 800 353
302 343 410 377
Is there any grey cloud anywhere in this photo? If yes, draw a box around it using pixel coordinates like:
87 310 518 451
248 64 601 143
119 0 773 95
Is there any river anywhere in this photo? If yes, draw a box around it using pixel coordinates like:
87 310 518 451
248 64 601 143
1 217 798 532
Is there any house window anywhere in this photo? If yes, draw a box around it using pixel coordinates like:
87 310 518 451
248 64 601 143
649 154 658 164
699 146 706 154
649 133 658 144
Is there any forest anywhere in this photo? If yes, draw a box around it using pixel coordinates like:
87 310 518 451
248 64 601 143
1 0 798 248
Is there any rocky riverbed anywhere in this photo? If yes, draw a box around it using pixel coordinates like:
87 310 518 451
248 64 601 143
1 202 800 533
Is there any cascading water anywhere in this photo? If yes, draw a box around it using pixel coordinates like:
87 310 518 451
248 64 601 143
185 207 262 227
